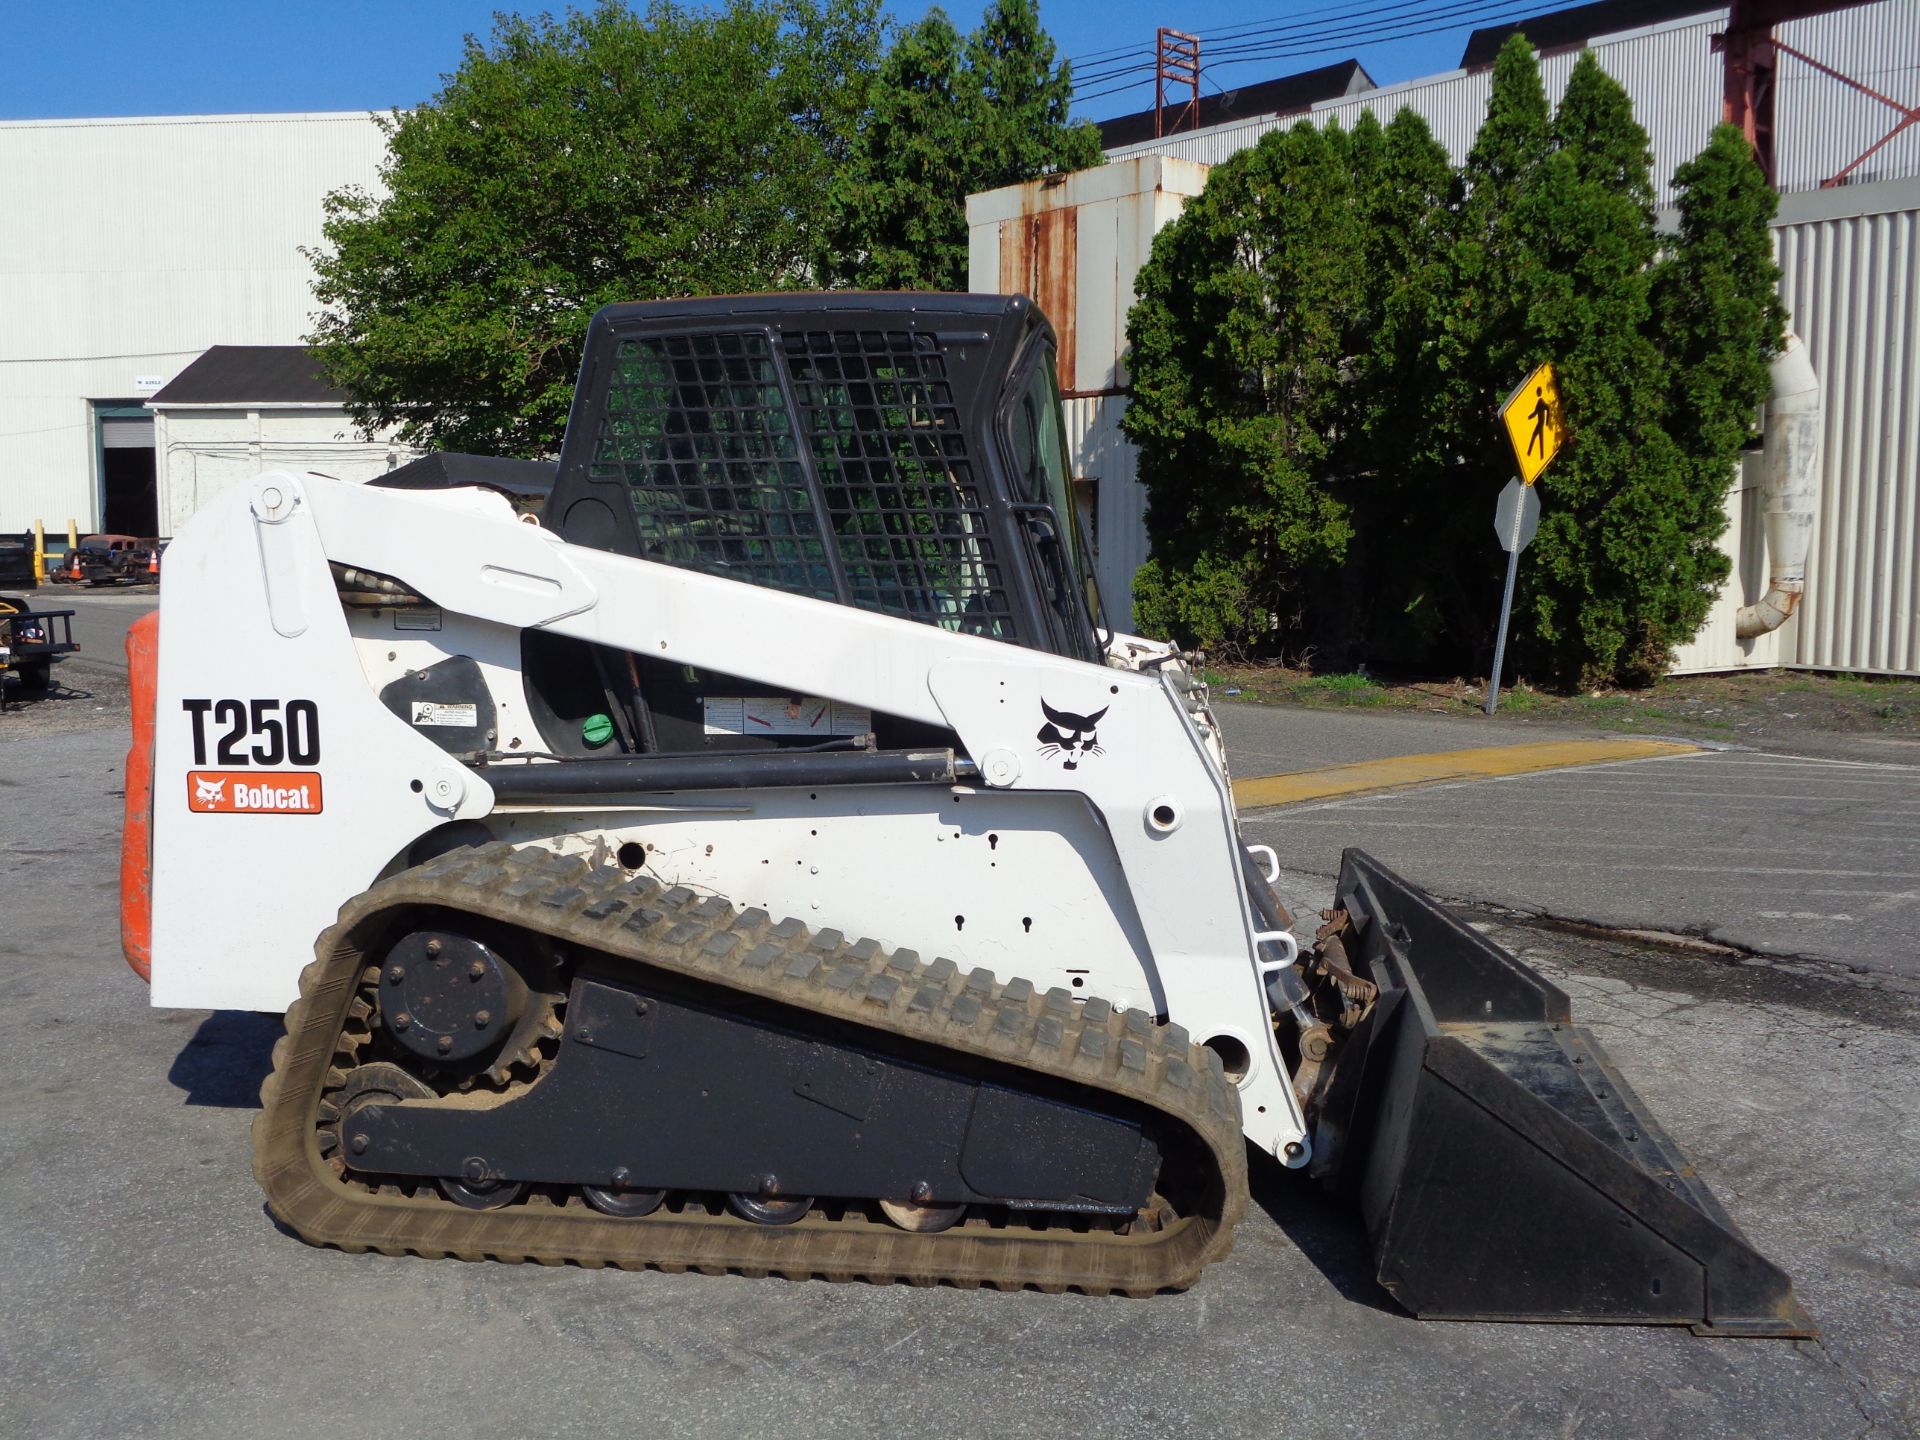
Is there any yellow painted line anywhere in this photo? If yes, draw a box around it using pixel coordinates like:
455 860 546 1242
1231 738 1699 811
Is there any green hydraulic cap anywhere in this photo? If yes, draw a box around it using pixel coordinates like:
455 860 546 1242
581 713 615 748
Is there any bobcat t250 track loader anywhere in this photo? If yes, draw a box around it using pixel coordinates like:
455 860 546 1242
121 294 1808 1331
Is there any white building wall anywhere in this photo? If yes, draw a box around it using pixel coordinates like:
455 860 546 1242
0 112 388 532
967 158 1210 622
1666 454 1791 673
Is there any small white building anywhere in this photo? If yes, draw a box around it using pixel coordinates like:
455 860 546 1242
146 346 412 537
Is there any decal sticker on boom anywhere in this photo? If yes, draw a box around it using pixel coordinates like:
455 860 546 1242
1037 700 1107 771
187 770 324 815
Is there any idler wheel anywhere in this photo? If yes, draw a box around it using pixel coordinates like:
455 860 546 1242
727 1193 813 1226
582 1182 667 1218
438 1175 525 1210
879 1198 966 1234
331 1062 432 1166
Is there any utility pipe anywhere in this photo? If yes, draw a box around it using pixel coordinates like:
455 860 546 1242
1736 332 1822 640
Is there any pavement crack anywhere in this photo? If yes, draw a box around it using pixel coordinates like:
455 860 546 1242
1806 1334 1911 1440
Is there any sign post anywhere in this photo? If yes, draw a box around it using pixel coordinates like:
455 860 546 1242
1487 362 1564 715
1485 478 1541 715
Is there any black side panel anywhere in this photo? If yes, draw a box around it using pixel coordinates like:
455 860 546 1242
378 655 497 756
1315 849 1812 1336
373 452 559 508
351 963 1160 1209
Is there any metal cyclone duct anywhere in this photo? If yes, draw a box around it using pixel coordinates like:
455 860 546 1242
1736 332 1822 640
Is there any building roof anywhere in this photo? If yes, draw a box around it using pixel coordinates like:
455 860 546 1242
1095 60 1376 151
1460 0 1716 66
148 345 344 405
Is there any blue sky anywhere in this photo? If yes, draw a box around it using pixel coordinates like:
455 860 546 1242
0 0 1535 123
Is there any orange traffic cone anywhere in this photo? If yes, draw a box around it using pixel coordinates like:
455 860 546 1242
147 548 159 578
66 552 83 582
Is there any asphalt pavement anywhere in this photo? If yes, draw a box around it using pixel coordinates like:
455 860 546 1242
28 586 156 674
1241 735 1920 981
2 713 1917 1439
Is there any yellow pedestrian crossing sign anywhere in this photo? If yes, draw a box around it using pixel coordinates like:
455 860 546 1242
1500 361 1565 485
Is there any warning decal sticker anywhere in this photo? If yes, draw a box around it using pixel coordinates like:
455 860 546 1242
188 770 324 815
410 701 479 728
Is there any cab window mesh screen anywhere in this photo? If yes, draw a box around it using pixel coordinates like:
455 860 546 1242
590 333 834 598
785 330 1015 638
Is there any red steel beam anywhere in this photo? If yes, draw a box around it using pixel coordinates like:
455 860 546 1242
1714 0 1894 187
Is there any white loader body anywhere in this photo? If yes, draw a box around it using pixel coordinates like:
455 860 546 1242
148 470 1311 1164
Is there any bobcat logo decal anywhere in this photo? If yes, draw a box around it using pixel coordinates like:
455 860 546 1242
194 776 228 806
1037 700 1108 771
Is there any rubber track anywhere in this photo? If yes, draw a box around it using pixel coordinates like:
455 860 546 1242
253 843 1249 1295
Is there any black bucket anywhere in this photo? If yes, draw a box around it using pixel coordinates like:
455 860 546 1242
1310 849 1812 1336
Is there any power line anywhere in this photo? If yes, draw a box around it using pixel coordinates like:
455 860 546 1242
1066 0 1408 66
1202 0 1560 61
1071 0 1574 106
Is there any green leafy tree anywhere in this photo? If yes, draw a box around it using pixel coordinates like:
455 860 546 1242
822 0 1100 290
308 0 884 456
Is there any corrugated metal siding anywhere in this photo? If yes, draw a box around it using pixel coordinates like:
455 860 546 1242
1666 458 1793 673
1106 7 1920 208
1106 15 1734 207
1780 202 1920 674
1063 394 1146 628
0 112 388 531
1775 5 1920 192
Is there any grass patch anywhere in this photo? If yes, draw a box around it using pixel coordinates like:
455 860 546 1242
1300 672 1384 703
1204 661 1920 743
1494 684 1543 713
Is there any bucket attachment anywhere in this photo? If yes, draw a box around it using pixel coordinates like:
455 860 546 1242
1307 850 1812 1336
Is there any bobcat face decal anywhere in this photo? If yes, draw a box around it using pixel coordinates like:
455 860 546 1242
1037 701 1108 771
194 776 228 806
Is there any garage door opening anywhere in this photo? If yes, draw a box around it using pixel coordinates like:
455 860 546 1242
97 404 158 537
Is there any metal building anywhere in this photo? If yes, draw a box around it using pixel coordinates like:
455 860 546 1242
0 111 388 537
972 0 1920 674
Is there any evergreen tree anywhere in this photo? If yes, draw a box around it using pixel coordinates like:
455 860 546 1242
822 0 1099 291
1124 37 1782 686
1344 109 1463 662
1655 125 1786 597
819 11 970 290
1512 50 1678 685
